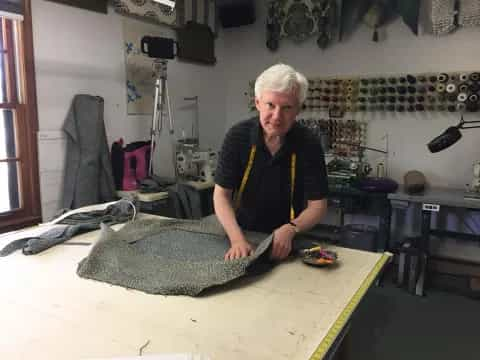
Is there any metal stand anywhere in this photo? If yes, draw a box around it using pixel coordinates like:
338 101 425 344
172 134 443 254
148 59 175 177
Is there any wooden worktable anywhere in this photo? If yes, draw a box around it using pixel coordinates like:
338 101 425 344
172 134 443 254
0 219 389 360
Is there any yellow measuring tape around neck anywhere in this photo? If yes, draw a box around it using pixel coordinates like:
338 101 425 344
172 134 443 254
234 145 296 221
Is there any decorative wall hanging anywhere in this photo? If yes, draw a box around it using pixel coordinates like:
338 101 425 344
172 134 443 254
266 0 338 51
176 21 216 64
113 0 177 26
339 0 419 42
122 19 163 114
338 0 369 41
458 0 480 27
362 0 394 42
113 1 217 33
430 0 457 35
430 0 480 35
397 0 420 35
177 0 217 34
246 71 480 114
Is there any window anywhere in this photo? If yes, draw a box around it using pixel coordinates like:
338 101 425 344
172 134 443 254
0 0 41 232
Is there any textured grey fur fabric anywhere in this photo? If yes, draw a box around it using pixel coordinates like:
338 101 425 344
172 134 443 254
77 216 275 296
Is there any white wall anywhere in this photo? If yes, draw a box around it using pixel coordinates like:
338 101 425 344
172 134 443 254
31 0 480 240
32 0 227 219
222 1 480 190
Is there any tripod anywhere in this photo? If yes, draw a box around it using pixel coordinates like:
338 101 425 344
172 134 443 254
148 59 175 178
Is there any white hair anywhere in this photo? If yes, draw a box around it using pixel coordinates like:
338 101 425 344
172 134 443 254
254 63 309 104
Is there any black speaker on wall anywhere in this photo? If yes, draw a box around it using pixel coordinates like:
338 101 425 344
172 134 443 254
217 0 255 28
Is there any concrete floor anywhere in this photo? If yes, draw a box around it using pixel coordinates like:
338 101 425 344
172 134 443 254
347 270 480 360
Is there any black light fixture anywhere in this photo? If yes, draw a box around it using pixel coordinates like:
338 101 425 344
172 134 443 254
427 115 480 153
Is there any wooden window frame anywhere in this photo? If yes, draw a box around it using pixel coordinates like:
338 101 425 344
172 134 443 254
0 0 41 232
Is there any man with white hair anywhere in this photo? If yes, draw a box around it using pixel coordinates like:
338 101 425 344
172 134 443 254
214 63 328 261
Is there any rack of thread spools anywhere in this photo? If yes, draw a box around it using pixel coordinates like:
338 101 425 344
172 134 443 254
298 117 372 191
246 72 480 114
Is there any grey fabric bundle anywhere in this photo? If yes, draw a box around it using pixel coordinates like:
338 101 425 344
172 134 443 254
0 200 136 256
77 216 275 296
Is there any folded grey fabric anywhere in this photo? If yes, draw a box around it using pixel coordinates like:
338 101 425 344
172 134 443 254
77 216 275 296
0 200 136 257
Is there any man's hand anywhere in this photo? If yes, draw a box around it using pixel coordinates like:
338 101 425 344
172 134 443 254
270 224 296 260
225 239 254 260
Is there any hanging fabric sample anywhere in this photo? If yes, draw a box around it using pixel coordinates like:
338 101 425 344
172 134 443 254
177 0 217 34
338 0 371 41
61 95 117 209
397 0 420 35
430 0 457 35
458 0 480 27
362 0 396 42
77 216 276 296
112 0 177 26
266 0 338 51
176 21 216 64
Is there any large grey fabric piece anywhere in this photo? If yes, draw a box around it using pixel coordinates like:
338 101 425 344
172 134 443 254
77 216 275 296
62 94 116 209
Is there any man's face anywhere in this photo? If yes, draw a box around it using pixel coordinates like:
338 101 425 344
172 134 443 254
255 90 301 138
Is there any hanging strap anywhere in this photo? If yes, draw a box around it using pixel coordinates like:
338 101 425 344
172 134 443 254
234 145 297 222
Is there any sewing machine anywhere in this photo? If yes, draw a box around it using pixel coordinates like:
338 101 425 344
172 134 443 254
465 162 480 200
176 148 218 183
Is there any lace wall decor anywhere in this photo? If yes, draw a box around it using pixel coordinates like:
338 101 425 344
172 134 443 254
266 0 337 51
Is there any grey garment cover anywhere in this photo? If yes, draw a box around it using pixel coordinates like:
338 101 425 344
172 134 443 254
0 200 137 256
62 94 116 209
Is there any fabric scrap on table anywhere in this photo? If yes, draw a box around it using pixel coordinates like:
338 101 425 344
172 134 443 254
0 200 136 257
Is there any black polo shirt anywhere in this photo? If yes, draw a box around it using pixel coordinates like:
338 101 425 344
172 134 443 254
215 117 328 233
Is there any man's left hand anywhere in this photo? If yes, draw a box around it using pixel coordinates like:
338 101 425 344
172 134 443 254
271 224 296 260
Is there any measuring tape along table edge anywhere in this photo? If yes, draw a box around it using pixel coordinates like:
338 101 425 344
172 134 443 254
309 252 392 360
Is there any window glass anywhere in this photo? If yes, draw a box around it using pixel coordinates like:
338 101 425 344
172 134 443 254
0 109 16 158
0 161 20 212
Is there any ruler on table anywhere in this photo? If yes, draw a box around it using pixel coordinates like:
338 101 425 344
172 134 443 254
309 253 391 360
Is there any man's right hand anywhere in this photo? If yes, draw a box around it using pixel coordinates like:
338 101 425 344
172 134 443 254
224 240 254 260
